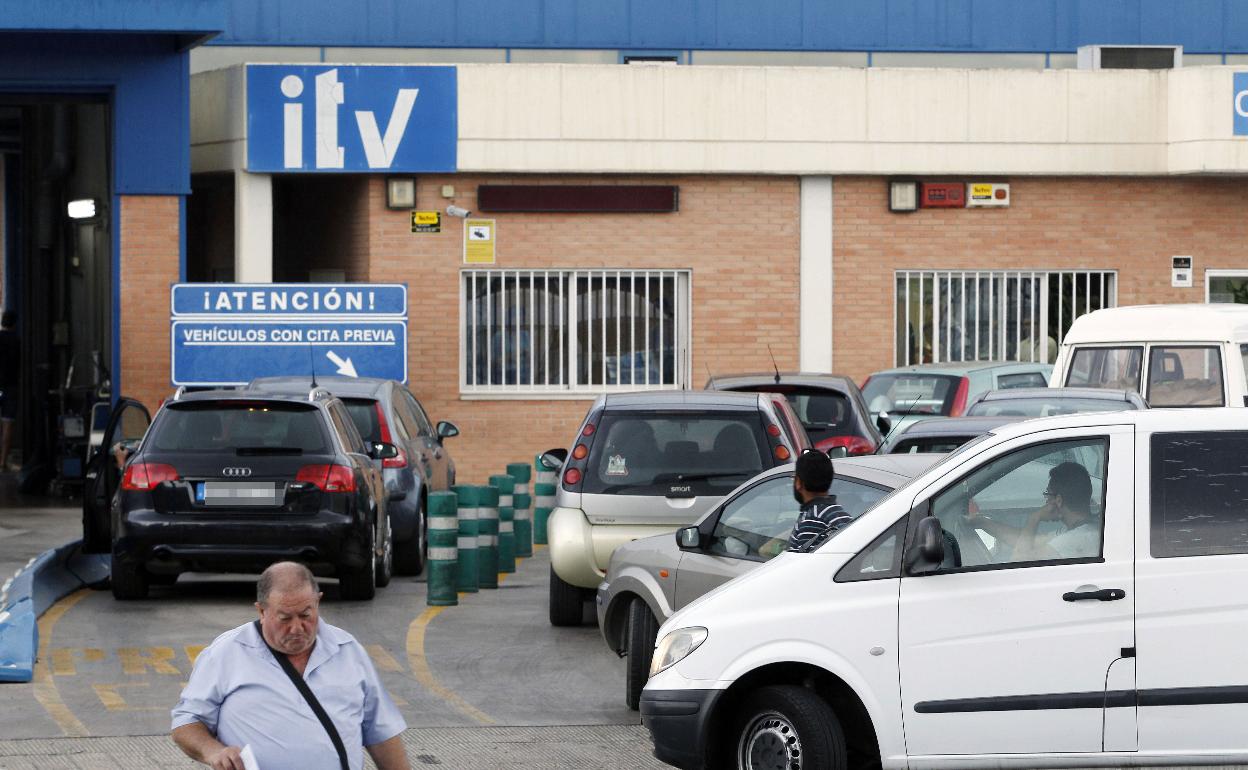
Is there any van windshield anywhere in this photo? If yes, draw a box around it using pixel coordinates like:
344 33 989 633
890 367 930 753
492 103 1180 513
583 412 769 496
1066 346 1142 391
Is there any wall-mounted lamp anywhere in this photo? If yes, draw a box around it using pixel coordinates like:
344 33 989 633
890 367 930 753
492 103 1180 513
888 180 918 213
385 177 416 210
67 198 97 219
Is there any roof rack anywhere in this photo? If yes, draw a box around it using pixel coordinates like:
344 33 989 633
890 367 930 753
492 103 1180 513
308 388 332 402
172 386 187 401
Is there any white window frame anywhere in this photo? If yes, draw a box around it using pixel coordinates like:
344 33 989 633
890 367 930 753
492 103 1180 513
894 269 1118 366
1205 269 1248 304
459 268 692 399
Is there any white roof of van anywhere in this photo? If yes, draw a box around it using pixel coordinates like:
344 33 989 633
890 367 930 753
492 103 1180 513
981 406 1248 443
1062 304 1248 345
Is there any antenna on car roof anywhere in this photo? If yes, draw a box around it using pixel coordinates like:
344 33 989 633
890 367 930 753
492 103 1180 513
704 360 715 389
766 344 781 384
308 344 318 389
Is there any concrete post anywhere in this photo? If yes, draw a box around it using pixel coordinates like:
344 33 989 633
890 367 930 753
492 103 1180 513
234 170 273 283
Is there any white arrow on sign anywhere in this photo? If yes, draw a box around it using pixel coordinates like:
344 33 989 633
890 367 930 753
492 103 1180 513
326 351 358 378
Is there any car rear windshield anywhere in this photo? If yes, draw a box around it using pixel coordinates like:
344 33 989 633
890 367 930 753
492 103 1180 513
342 398 383 444
967 397 1136 418
583 411 769 496
725 386 864 444
888 435 977 454
149 402 329 454
863 374 961 416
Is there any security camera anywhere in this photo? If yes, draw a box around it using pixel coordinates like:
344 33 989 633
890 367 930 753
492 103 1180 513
446 205 472 218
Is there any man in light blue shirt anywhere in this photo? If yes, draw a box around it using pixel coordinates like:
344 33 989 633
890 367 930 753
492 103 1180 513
172 562 409 770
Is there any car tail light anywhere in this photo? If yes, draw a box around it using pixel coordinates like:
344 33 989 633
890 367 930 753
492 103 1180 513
297 464 356 493
572 444 589 460
950 377 971 416
817 436 878 456
766 423 782 438
564 467 582 485
774 445 791 461
121 463 179 491
373 403 407 469
582 423 596 437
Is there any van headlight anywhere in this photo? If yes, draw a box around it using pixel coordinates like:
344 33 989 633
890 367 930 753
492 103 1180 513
649 627 708 677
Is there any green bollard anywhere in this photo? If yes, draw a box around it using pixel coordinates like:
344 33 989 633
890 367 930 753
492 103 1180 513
533 480 557 546
489 474 516 574
426 491 459 606
451 484 479 593
507 462 533 558
477 485 500 589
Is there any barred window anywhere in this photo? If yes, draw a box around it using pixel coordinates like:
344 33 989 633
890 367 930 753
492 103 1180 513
461 269 691 394
895 270 1117 366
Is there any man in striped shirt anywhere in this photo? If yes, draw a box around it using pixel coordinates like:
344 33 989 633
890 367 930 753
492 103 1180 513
787 450 851 553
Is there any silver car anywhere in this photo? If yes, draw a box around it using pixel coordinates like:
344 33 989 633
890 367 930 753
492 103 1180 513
597 453 936 709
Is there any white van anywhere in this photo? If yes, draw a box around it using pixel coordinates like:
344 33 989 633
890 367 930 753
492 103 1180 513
641 408 1248 770
1051 304 1248 407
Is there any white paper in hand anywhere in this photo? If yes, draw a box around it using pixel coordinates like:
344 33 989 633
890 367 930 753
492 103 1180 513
240 744 261 770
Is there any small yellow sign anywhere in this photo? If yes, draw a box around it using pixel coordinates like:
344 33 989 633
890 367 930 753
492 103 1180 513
969 184 994 199
464 218 496 264
411 211 441 233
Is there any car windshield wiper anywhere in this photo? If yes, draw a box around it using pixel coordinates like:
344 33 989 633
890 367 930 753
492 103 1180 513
234 446 305 456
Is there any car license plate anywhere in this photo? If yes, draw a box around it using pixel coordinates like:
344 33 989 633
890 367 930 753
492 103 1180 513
198 481 282 507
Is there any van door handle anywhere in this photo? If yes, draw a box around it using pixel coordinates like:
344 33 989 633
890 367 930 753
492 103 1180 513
1063 588 1126 602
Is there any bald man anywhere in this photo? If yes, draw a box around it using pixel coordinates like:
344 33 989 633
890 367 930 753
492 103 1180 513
172 562 410 770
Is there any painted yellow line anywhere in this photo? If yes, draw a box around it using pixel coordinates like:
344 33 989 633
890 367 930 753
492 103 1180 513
404 606 495 725
32 589 90 737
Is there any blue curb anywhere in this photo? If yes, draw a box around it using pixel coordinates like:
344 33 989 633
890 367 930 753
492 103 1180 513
0 540 110 683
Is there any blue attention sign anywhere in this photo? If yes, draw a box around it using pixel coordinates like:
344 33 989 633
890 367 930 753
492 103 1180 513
246 65 457 173
172 283 407 317
1235 72 1248 137
171 283 408 386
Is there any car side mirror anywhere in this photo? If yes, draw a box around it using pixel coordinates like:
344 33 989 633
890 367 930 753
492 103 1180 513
904 515 945 575
676 526 703 550
370 441 399 460
875 411 892 435
825 446 849 459
436 421 460 441
540 448 568 469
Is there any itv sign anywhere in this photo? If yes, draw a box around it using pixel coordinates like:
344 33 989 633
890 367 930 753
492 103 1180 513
247 65 457 173
1235 72 1248 137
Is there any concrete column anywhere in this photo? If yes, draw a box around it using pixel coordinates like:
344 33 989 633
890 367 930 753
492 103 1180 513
234 170 272 282
800 176 833 372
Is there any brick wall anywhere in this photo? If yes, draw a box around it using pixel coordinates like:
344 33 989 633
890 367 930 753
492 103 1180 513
832 176 1248 382
120 195 180 413
366 175 801 482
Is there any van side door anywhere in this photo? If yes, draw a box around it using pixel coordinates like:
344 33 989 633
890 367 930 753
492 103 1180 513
898 425 1136 759
1136 429 1248 758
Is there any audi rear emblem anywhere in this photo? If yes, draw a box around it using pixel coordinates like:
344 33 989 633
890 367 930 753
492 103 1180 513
222 467 252 478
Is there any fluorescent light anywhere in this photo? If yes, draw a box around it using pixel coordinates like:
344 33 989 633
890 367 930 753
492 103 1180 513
67 199 97 219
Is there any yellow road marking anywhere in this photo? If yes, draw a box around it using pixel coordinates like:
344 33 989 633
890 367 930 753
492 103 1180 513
91 681 164 712
404 606 495 725
49 647 104 676
117 646 180 675
185 644 206 666
32 589 90 736
365 644 404 672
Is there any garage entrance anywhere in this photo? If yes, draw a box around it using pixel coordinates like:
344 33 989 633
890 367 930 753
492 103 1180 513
1 97 113 498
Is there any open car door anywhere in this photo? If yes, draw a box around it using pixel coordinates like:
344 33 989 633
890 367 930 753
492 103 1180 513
82 398 151 553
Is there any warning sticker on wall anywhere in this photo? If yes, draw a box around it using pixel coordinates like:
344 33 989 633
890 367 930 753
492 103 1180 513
464 218 496 264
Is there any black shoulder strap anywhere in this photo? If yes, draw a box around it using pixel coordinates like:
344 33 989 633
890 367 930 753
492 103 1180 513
253 620 349 770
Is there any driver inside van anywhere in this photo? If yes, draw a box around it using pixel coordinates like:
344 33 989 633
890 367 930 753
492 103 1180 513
964 461 1099 561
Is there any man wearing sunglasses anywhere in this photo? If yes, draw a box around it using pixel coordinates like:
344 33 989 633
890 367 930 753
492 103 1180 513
966 461 1098 561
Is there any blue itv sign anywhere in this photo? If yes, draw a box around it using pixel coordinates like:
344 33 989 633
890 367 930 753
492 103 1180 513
246 65 457 173
171 283 408 386
1236 72 1248 137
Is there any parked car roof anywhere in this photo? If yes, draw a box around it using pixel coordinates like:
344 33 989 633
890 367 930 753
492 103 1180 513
879 415 1023 454
870 360 1048 377
705 372 858 391
601 390 764 410
1061 304 1248 344
967 387 1147 415
248 375 391 398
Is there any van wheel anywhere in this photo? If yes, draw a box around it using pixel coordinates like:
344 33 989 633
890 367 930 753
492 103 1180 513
733 685 846 770
549 566 585 626
625 598 659 710
339 528 377 600
110 553 149 600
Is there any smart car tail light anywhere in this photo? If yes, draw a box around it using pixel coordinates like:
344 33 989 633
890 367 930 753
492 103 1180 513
121 463 179 491
373 402 407 469
561 415 598 492
817 435 877 456
296 464 356 493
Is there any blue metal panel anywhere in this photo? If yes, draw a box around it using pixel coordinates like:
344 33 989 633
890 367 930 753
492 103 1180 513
210 0 1248 53
0 0 223 46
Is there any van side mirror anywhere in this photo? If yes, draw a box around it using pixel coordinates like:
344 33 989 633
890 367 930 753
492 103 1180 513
676 526 703 550
540 448 568 469
875 412 892 435
904 516 945 576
